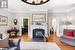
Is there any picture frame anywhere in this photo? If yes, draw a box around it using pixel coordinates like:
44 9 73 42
0 15 8 26
32 13 46 22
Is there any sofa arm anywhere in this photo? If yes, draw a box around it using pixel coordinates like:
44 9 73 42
64 35 75 39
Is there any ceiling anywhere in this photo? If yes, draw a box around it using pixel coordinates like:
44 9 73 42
5 0 75 13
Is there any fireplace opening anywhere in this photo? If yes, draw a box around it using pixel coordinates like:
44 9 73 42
33 29 45 41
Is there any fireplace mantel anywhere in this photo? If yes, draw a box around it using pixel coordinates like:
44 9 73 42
29 11 48 39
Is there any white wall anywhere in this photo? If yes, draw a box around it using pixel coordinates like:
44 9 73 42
50 12 67 37
49 9 75 37
13 10 50 37
67 9 75 28
1 8 75 37
0 9 13 34
47 13 52 36
12 13 30 36
0 9 31 36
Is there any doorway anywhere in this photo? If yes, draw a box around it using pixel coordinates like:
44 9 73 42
22 19 28 35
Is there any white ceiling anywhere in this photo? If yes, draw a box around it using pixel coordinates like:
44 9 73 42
5 0 75 13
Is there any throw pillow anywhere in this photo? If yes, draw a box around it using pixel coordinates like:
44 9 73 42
66 31 73 37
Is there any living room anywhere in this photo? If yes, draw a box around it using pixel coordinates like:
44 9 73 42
0 0 75 50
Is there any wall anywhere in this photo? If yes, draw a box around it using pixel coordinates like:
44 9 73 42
12 13 30 36
0 9 31 36
29 11 49 38
47 12 52 36
1 8 75 37
67 9 75 29
0 9 13 34
50 12 67 37
0 9 71 37
13 10 50 37
50 9 75 37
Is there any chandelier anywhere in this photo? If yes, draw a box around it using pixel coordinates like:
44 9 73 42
21 0 50 5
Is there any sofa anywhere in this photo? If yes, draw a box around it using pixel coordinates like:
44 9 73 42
60 29 75 46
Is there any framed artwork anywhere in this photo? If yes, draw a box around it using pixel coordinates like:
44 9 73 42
32 13 46 22
0 15 8 26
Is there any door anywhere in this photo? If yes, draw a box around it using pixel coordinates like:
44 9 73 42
22 19 28 34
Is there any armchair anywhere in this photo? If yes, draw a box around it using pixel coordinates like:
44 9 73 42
8 39 21 50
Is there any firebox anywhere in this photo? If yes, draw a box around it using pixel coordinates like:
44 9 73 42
33 29 45 42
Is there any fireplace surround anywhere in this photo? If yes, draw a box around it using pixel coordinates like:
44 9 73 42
29 11 48 40
30 25 48 38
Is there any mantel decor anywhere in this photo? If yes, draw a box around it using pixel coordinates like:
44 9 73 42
21 0 50 5
0 15 8 26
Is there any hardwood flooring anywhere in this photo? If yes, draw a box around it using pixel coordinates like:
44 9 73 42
21 32 75 50
21 33 29 42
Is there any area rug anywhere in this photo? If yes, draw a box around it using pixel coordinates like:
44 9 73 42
28 38 44 42
20 42 60 50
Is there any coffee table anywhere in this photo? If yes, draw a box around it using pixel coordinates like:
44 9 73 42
20 42 60 50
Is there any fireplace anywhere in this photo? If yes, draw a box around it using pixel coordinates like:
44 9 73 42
33 29 45 41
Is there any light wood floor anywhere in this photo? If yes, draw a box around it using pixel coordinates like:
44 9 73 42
21 32 75 50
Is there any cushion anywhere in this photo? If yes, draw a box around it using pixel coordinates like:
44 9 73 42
61 35 75 40
65 31 73 37
9 39 20 47
9 40 15 47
